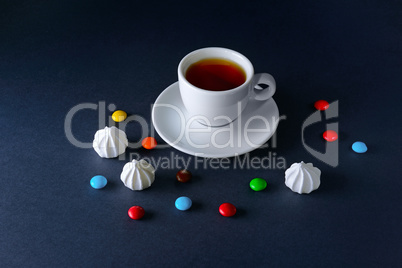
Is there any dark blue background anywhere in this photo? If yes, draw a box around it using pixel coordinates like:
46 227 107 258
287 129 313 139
1 0 401 267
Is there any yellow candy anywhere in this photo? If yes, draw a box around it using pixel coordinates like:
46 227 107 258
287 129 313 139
112 110 127 122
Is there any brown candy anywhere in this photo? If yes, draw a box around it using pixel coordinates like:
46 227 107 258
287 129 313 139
176 169 192 183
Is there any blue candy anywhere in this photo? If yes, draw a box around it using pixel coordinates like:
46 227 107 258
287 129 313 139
352 141 368 153
175 196 192 211
90 175 108 189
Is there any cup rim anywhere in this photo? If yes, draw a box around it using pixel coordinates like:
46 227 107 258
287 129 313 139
178 47 254 94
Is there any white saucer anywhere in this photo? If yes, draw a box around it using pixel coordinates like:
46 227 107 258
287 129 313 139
152 82 279 158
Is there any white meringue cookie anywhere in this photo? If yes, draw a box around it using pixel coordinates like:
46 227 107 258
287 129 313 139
285 161 321 194
93 126 128 158
121 159 155 191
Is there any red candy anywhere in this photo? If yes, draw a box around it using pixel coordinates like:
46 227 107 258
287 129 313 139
128 206 145 220
323 130 338 142
219 203 237 217
314 100 329 111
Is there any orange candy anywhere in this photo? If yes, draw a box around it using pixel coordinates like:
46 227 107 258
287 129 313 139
142 137 157 149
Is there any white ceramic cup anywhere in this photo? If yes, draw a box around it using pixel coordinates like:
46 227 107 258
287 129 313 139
178 47 276 127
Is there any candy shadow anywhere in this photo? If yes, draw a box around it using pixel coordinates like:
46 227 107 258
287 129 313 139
234 207 247 218
338 131 348 141
264 182 278 193
190 201 203 211
174 174 200 188
318 171 347 193
104 180 119 191
142 209 155 221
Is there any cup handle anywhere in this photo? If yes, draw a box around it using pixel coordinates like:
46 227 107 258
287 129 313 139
251 73 276 101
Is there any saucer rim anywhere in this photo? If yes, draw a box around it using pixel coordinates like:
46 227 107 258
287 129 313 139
152 82 279 158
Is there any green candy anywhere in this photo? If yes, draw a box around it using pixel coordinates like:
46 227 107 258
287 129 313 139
250 178 267 191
